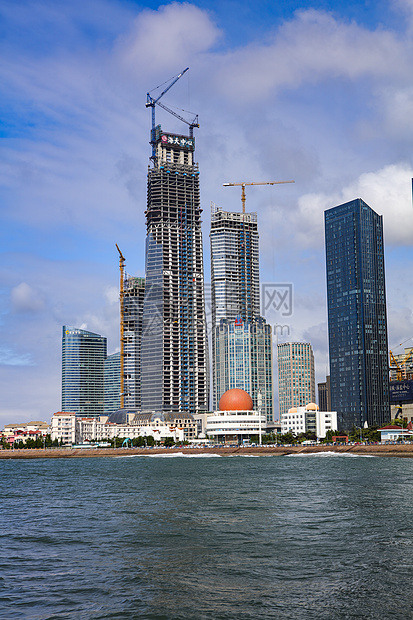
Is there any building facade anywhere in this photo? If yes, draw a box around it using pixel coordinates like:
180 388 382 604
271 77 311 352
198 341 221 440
205 408 266 444
215 317 274 421
123 275 145 408
210 203 273 417
325 198 390 430
210 204 260 328
280 403 337 440
62 326 107 418
318 376 331 411
51 412 196 445
51 412 77 444
141 126 209 414
104 352 121 415
277 342 316 418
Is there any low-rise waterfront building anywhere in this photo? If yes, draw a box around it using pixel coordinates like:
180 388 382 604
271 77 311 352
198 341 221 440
3 421 50 446
50 410 194 444
206 409 266 444
378 424 413 442
280 403 337 440
205 387 265 444
51 412 78 444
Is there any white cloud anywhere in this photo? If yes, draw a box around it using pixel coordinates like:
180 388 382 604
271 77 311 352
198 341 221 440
342 164 413 244
216 9 409 101
116 2 221 75
11 282 46 313
284 162 413 249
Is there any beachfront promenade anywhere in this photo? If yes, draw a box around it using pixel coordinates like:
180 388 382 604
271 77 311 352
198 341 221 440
2 443 413 459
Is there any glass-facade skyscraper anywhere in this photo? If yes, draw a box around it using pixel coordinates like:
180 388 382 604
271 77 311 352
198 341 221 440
277 342 316 417
62 326 107 418
210 203 273 420
325 198 390 430
141 126 209 414
104 352 120 415
215 317 274 420
210 204 260 328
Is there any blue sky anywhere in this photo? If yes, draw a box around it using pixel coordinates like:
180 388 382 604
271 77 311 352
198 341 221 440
1 0 413 425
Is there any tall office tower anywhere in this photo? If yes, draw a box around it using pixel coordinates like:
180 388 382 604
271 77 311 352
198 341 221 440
317 376 331 411
104 352 120 415
62 326 107 418
141 126 209 413
325 198 390 430
277 342 316 418
210 203 273 415
123 275 145 409
215 317 274 421
210 204 260 327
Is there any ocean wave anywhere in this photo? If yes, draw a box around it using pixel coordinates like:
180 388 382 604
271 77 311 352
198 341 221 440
115 451 222 458
286 451 376 458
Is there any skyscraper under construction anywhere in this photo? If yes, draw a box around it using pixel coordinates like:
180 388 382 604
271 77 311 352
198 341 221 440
140 125 209 414
210 204 274 420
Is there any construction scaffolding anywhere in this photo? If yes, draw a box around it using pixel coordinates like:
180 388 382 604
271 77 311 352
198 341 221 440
141 127 209 413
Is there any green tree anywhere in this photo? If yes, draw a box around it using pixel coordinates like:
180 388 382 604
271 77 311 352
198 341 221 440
163 437 175 447
132 436 145 447
1 437 10 449
321 429 340 443
261 433 277 444
279 432 296 444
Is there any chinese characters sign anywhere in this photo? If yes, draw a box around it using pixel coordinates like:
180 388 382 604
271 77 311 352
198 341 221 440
390 380 413 403
160 133 194 150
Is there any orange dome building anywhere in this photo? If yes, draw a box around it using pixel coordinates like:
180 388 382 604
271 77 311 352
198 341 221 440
219 388 253 411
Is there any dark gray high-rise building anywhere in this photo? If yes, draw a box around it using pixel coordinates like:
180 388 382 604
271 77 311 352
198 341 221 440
141 126 209 414
325 198 390 430
317 376 331 412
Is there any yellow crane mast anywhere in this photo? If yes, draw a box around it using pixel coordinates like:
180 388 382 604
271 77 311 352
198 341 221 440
389 348 413 381
116 243 125 409
223 180 295 213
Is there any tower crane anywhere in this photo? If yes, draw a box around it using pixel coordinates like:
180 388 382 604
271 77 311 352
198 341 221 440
389 348 413 381
116 243 125 409
146 67 199 161
223 180 295 214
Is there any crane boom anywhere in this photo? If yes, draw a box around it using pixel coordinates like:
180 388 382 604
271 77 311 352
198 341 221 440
116 243 125 409
155 100 199 136
146 68 198 160
390 348 413 381
223 180 295 213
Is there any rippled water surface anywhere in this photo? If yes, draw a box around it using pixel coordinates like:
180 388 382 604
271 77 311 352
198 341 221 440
1 453 412 619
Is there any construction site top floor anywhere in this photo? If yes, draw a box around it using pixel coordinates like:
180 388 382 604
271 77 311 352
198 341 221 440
211 203 258 224
152 129 196 168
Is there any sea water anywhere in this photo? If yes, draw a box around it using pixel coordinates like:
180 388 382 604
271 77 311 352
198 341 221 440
1 452 412 619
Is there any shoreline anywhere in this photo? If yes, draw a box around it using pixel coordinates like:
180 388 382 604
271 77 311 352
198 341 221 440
2 443 413 459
